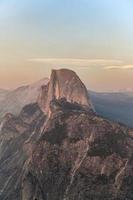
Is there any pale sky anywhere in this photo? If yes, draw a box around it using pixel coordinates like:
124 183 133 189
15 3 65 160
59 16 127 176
0 0 133 91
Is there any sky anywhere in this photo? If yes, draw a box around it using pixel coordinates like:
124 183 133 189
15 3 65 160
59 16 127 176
0 0 133 91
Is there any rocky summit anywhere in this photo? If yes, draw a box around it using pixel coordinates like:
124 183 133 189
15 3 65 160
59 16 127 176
38 69 94 115
0 69 133 200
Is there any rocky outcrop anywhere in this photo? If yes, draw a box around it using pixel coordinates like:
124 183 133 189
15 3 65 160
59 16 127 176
38 69 94 116
0 69 132 200
21 105 133 200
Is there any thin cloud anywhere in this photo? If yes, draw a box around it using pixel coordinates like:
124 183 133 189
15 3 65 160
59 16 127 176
105 65 133 70
28 58 123 67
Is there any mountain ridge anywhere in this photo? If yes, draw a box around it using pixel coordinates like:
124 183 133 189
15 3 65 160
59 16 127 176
0 69 132 200
0 78 49 120
0 74 133 127
90 90 133 127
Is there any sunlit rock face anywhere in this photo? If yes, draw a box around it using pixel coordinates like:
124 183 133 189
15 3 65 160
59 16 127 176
38 69 94 116
0 69 132 200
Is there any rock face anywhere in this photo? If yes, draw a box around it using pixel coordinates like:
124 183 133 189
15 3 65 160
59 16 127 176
38 69 94 115
0 69 133 200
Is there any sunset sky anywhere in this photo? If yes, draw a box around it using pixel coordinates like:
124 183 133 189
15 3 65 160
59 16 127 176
0 0 133 91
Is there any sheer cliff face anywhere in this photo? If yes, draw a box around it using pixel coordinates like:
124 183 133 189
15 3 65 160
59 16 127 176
0 69 133 200
38 69 94 115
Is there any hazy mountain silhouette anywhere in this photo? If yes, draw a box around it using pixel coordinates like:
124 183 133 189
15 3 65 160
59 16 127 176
90 91 133 127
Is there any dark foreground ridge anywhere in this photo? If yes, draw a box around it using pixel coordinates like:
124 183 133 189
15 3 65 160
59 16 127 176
0 69 132 200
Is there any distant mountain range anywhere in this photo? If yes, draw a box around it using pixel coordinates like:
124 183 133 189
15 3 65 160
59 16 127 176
90 91 133 127
0 89 9 102
0 80 133 127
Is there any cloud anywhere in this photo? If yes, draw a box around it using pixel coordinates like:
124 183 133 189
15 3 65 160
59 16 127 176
28 58 123 67
104 65 133 70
